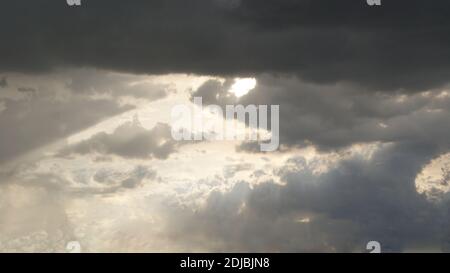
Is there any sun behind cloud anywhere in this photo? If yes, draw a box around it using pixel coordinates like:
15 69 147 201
228 78 257 97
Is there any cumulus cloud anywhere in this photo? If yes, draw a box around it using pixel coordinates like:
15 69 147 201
59 118 179 160
159 75 450 251
2 0 450 91
161 142 448 252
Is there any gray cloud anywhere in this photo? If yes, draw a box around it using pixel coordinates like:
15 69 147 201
179 75 450 251
193 75 450 152
1 0 450 253
0 96 133 165
162 142 448 252
74 165 157 195
59 118 179 160
8 162 157 195
0 77 7 88
0 69 173 167
17 87 36 94
66 69 168 100
2 0 450 91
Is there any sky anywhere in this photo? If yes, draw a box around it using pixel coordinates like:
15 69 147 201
0 0 450 252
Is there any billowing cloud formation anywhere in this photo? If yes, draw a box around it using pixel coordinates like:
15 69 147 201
0 69 449 252
1 0 450 252
162 142 449 252
193 75 450 152
2 0 450 91
0 69 169 165
164 73 450 252
60 119 179 160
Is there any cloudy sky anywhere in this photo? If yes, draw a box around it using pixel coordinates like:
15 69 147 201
1 0 450 252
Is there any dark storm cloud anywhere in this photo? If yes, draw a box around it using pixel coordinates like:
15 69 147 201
2 0 450 91
193 75 450 152
164 142 448 252
59 119 179 160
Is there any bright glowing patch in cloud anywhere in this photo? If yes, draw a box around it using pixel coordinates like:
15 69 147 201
415 153 450 202
229 78 256 97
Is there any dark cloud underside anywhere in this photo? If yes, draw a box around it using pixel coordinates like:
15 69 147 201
192 76 450 152
2 0 450 91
